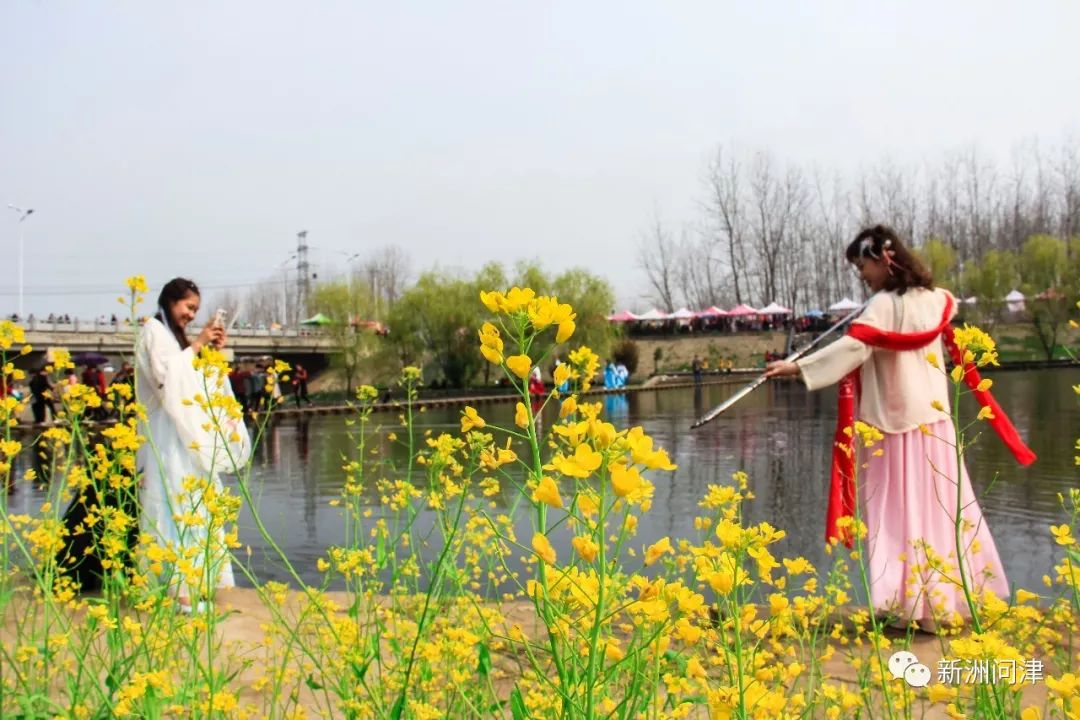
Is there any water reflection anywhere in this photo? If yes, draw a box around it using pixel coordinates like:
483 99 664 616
7 369 1078 596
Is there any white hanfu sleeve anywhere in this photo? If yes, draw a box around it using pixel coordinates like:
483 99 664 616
795 293 894 391
142 320 252 473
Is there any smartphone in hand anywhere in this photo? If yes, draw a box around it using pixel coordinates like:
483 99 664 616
213 308 227 328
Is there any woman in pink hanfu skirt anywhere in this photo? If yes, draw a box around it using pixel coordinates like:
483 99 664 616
766 225 1035 630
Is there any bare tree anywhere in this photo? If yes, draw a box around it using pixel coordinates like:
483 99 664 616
704 146 751 304
358 244 412 318
1056 135 1080 244
675 228 724 309
637 217 680 312
203 288 242 326
641 130 1080 317
748 152 805 304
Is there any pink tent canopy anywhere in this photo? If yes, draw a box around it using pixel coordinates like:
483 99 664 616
606 310 638 322
695 306 727 318
725 304 759 317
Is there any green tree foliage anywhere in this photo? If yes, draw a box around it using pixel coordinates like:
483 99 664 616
960 249 1019 327
387 262 617 387
1019 235 1078 360
918 238 959 291
387 272 488 388
308 280 381 395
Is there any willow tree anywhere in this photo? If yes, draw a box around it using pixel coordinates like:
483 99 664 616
308 280 381 395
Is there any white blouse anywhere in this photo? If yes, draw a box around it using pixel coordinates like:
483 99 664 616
795 287 955 434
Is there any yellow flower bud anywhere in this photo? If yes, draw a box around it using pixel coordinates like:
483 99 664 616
505 355 532 380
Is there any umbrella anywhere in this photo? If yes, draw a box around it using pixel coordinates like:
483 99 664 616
72 352 109 366
803 310 825 318
300 312 333 326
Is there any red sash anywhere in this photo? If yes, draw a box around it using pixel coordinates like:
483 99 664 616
826 294 1037 547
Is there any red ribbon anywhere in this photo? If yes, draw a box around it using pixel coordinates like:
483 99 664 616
825 294 1036 547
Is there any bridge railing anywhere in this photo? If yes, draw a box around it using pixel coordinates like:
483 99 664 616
19 318 326 338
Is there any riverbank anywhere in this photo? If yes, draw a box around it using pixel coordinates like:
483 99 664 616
10 358 1076 430
0 585 1053 717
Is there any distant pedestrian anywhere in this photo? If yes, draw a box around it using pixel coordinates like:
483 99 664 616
30 366 56 424
292 363 312 407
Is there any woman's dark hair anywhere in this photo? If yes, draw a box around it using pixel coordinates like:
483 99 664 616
845 225 934 295
155 277 200 349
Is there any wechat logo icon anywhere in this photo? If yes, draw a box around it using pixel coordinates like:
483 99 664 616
889 650 932 688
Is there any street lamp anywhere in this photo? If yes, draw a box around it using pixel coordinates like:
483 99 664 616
6 204 34 319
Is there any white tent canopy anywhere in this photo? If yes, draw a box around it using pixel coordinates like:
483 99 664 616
1005 289 1026 313
635 308 667 321
758 301 792 315
828 297 860 312
669 307 696 320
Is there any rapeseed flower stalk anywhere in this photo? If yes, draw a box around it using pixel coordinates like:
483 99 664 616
1 286 1077 718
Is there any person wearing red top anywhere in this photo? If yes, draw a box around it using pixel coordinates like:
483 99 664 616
765 225 1034 632
527 366 546 414
292 363 312 407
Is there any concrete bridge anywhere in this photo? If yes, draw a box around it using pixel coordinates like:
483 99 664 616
16 321 336 371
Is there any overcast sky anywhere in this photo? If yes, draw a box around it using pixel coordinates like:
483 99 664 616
2 1 1079 319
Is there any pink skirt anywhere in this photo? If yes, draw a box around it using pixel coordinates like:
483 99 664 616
859 418 1009 626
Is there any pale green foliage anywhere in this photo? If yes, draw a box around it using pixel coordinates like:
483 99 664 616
918 237 959 291
388 261 617 387
308 279 381 394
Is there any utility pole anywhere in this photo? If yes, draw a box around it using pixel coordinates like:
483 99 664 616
296 230 310 325
7 205 34 319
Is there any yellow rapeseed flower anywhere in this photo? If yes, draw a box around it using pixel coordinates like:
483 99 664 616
460 406 486 433
1050 524 1075 546
532 476 563 509
506 354 532 380
644 537 672 565
532 533 556 564
502 287 536 313
571 535 599 562
515 402 529 429
556 319 576 344
480 290 504 313
0 320 26 351
610 463 642 497
952 323 999 366
551 443 603 479
125 275 149 294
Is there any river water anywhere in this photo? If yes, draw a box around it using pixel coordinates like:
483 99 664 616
4 368 1077 596
223 368 1078 595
